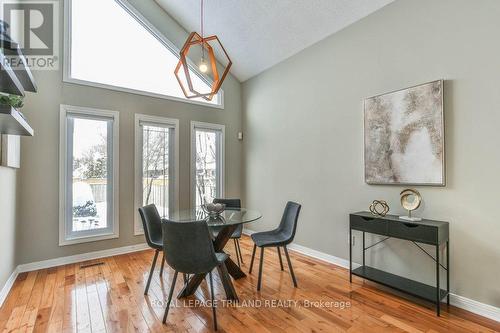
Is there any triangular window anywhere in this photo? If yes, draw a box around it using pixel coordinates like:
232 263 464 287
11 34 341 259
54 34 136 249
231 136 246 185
65 0 220 106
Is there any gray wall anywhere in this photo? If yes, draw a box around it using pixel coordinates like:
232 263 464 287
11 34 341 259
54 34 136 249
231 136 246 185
0 167 17 288
243 0 500 307
16 0 242 264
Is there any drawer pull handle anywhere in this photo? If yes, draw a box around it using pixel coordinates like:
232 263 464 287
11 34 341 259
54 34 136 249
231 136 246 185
403 223 419 228
361 217 375 221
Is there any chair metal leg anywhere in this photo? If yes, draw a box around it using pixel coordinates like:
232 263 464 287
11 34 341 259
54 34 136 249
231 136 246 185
144 249 159 295
208 271 218 331
160 251 165 277
234 239 241 267
162 270 178 324
277 247 284 271
283 246 297 287
236 239 244 264
257 247 264 291
249 244 257 274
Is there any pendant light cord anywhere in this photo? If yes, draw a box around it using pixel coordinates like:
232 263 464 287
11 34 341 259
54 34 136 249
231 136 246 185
200 0 205 59
200 0 204 40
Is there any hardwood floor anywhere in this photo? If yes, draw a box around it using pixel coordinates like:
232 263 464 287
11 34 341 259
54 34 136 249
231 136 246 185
1 236 498 332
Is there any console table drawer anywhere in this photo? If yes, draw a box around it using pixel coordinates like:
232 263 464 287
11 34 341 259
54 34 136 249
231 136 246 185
388 222 437 244
350 215 388 235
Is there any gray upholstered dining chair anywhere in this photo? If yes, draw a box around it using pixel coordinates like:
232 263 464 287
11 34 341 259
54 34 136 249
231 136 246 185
212 198 244 266
249 201 302 291
138 204 166 295
161 220 228 331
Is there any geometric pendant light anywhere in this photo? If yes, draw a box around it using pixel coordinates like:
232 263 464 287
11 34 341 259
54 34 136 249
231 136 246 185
174 0 232 101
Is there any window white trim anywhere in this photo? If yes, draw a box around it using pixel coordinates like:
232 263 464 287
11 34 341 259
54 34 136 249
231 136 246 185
190 121 225 208
59 104 120 246
62 0 224 109
134 114 179 235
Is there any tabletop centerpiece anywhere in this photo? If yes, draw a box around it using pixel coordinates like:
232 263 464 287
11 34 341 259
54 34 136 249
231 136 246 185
201 202 226 220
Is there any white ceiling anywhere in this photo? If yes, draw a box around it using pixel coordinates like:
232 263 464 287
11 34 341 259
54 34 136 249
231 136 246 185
155 0 394 82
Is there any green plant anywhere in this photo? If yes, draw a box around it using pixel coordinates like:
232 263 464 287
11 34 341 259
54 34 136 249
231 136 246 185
0 94 24 109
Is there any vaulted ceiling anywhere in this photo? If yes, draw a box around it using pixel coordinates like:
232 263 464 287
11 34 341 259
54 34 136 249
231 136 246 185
155 0 394 82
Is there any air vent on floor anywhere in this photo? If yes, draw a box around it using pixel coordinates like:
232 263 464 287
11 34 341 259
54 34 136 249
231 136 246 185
80 262 105 269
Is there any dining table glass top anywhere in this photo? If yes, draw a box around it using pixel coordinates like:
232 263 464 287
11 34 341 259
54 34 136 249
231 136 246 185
164 207 262 227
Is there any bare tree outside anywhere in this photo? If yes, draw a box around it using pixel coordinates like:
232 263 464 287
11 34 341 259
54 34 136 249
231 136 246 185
142 125 170 216
195 130 218 207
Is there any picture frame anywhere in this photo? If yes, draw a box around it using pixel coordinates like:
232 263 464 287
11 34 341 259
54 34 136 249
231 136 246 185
364 80 445 186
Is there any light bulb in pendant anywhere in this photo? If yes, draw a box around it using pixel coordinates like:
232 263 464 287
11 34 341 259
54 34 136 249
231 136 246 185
199 57 208 73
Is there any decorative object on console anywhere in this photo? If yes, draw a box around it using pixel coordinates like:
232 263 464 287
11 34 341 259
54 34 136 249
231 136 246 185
369 200 389 217
364 80 445 186
174 0 232 101
399 188 422 221
202 202 226 219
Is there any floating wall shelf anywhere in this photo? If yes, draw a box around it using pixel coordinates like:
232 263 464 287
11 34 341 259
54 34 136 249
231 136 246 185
0 50 25 96
1 40 37 93
0 38 37 136
0 105 34 136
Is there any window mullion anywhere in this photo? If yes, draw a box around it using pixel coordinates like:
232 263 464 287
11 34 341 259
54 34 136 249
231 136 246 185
168 128 175 214
106 119 114 233
66 117 75 239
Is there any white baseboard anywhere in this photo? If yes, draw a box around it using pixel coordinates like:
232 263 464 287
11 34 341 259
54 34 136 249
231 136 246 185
449 294 500 323
243 228 500 323
17 243 149 273
0 267 19 307
288 242 361 269
243 228 355 270
0 242 149 307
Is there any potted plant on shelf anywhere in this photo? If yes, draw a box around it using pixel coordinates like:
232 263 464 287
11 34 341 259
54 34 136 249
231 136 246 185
0 93 27 119
0 94 24 109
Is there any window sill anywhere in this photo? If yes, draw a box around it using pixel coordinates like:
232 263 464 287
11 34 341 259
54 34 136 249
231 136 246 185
59 232 119 246
62 77 225 109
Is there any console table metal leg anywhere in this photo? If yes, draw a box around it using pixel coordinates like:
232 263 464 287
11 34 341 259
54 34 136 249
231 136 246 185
436 245 440 316
446 240 450 306
349 228 352 283
362 231 365 267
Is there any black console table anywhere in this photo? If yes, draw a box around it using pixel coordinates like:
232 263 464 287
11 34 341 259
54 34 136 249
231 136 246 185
349 211 449 316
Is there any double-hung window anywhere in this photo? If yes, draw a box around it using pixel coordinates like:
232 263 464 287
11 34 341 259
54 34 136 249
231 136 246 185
59 105 119 245
191 122 225 208
134 115 179 234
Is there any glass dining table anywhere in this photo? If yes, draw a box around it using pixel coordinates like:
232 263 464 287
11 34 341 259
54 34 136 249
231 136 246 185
163 207 262 301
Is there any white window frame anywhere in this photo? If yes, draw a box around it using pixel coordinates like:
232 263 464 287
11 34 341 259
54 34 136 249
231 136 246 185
190 121 225 208
59 104 120 246
134 114 179 235
62 0 224 109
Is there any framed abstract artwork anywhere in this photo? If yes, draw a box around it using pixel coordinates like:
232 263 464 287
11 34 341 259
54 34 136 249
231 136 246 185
364 80 445 185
